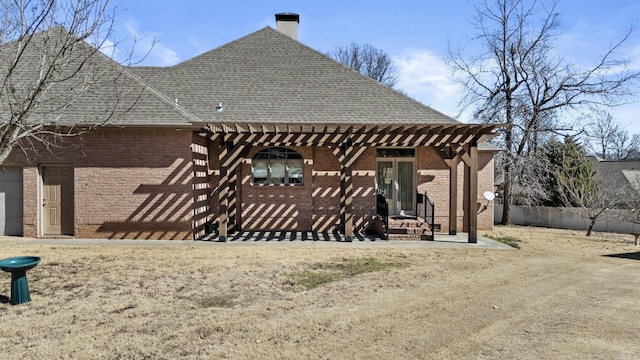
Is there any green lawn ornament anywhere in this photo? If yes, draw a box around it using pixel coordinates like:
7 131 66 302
0 256 41 305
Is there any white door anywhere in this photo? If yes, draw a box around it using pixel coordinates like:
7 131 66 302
0 167 23 236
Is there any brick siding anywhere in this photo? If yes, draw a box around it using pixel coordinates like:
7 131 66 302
6 129 195 239
6 130 494 240
227 144 494 234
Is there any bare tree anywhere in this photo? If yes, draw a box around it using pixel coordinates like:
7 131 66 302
0 0 143 165
583 109 619 160
328 43 399 88
446 0 640 225
548 138 616 235
618 180 640 245
610 130 640 161
549 137 622 236
494 150 553 206
558 171 619 236
583 108 640 160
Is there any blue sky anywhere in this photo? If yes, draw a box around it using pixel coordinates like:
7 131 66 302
113 0 640 133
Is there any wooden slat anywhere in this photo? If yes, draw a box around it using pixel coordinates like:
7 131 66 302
202 122 502 148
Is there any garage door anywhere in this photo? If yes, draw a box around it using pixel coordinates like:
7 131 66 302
0 167 23 236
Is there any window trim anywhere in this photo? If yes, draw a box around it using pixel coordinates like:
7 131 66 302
251 147 304 186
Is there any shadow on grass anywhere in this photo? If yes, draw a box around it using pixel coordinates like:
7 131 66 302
603 252 640 261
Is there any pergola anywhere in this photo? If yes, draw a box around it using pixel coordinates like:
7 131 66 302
198 122 503 243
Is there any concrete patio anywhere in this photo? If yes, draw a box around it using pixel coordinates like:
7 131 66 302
0 232 513 249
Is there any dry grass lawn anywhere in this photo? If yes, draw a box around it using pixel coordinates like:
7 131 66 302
1 226 639 359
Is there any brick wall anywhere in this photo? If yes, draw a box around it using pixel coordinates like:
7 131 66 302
311 147 340 231
415 147 495 232
240 146 314 231
351 147 377 232
416 146 451 230
7 130 494 240
235 146 379 233
477 152 496 230
6 129 196 239
230 145 495 234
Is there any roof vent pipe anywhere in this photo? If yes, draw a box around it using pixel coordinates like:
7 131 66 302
275 12 299 40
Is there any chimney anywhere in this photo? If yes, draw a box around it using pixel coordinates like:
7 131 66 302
275 12 299 40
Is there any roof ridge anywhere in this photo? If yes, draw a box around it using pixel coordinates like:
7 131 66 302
127 25 463 126
172 26 275 68
261 26 463 124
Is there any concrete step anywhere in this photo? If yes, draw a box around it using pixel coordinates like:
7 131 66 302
387 232 434 241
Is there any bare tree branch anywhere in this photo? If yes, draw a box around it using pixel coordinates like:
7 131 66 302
582 109 619 159
558 171 620 236
327 43 399 88
446 0 640 224
0 0 146 165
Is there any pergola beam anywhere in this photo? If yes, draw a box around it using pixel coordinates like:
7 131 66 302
200 122 503 241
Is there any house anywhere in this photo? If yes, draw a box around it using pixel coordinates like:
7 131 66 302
0 13 500 242
589 156 640 199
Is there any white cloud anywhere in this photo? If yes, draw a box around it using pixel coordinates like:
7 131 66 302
393 49 465 119
149 43 180 66
121 21 180 66
97 38 120 59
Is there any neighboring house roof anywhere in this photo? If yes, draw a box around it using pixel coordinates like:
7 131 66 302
589 156 640 191
621 170 640 191
130 27 460 126
478 142 501 152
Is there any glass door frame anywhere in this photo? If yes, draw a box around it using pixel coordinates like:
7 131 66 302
375 157 416 216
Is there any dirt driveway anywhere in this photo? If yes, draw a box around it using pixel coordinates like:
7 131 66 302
0 226 638 359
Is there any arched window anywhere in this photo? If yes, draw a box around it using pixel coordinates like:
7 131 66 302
252 147 303 185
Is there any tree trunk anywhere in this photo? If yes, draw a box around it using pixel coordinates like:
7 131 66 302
500 122 514 225
586 218 596 236
501 166 512 225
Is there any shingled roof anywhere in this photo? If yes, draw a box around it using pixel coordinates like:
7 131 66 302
589 157 640 191
11 20 469 129
1 26 196 128
130 27 461 126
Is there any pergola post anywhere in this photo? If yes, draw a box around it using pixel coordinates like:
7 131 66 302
335 140 367 242
340 166 354 241
338 142 355 242
217 138 248 242
466 143 479 243
202 122 500 243
218 143 230 242
447 156 460 235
